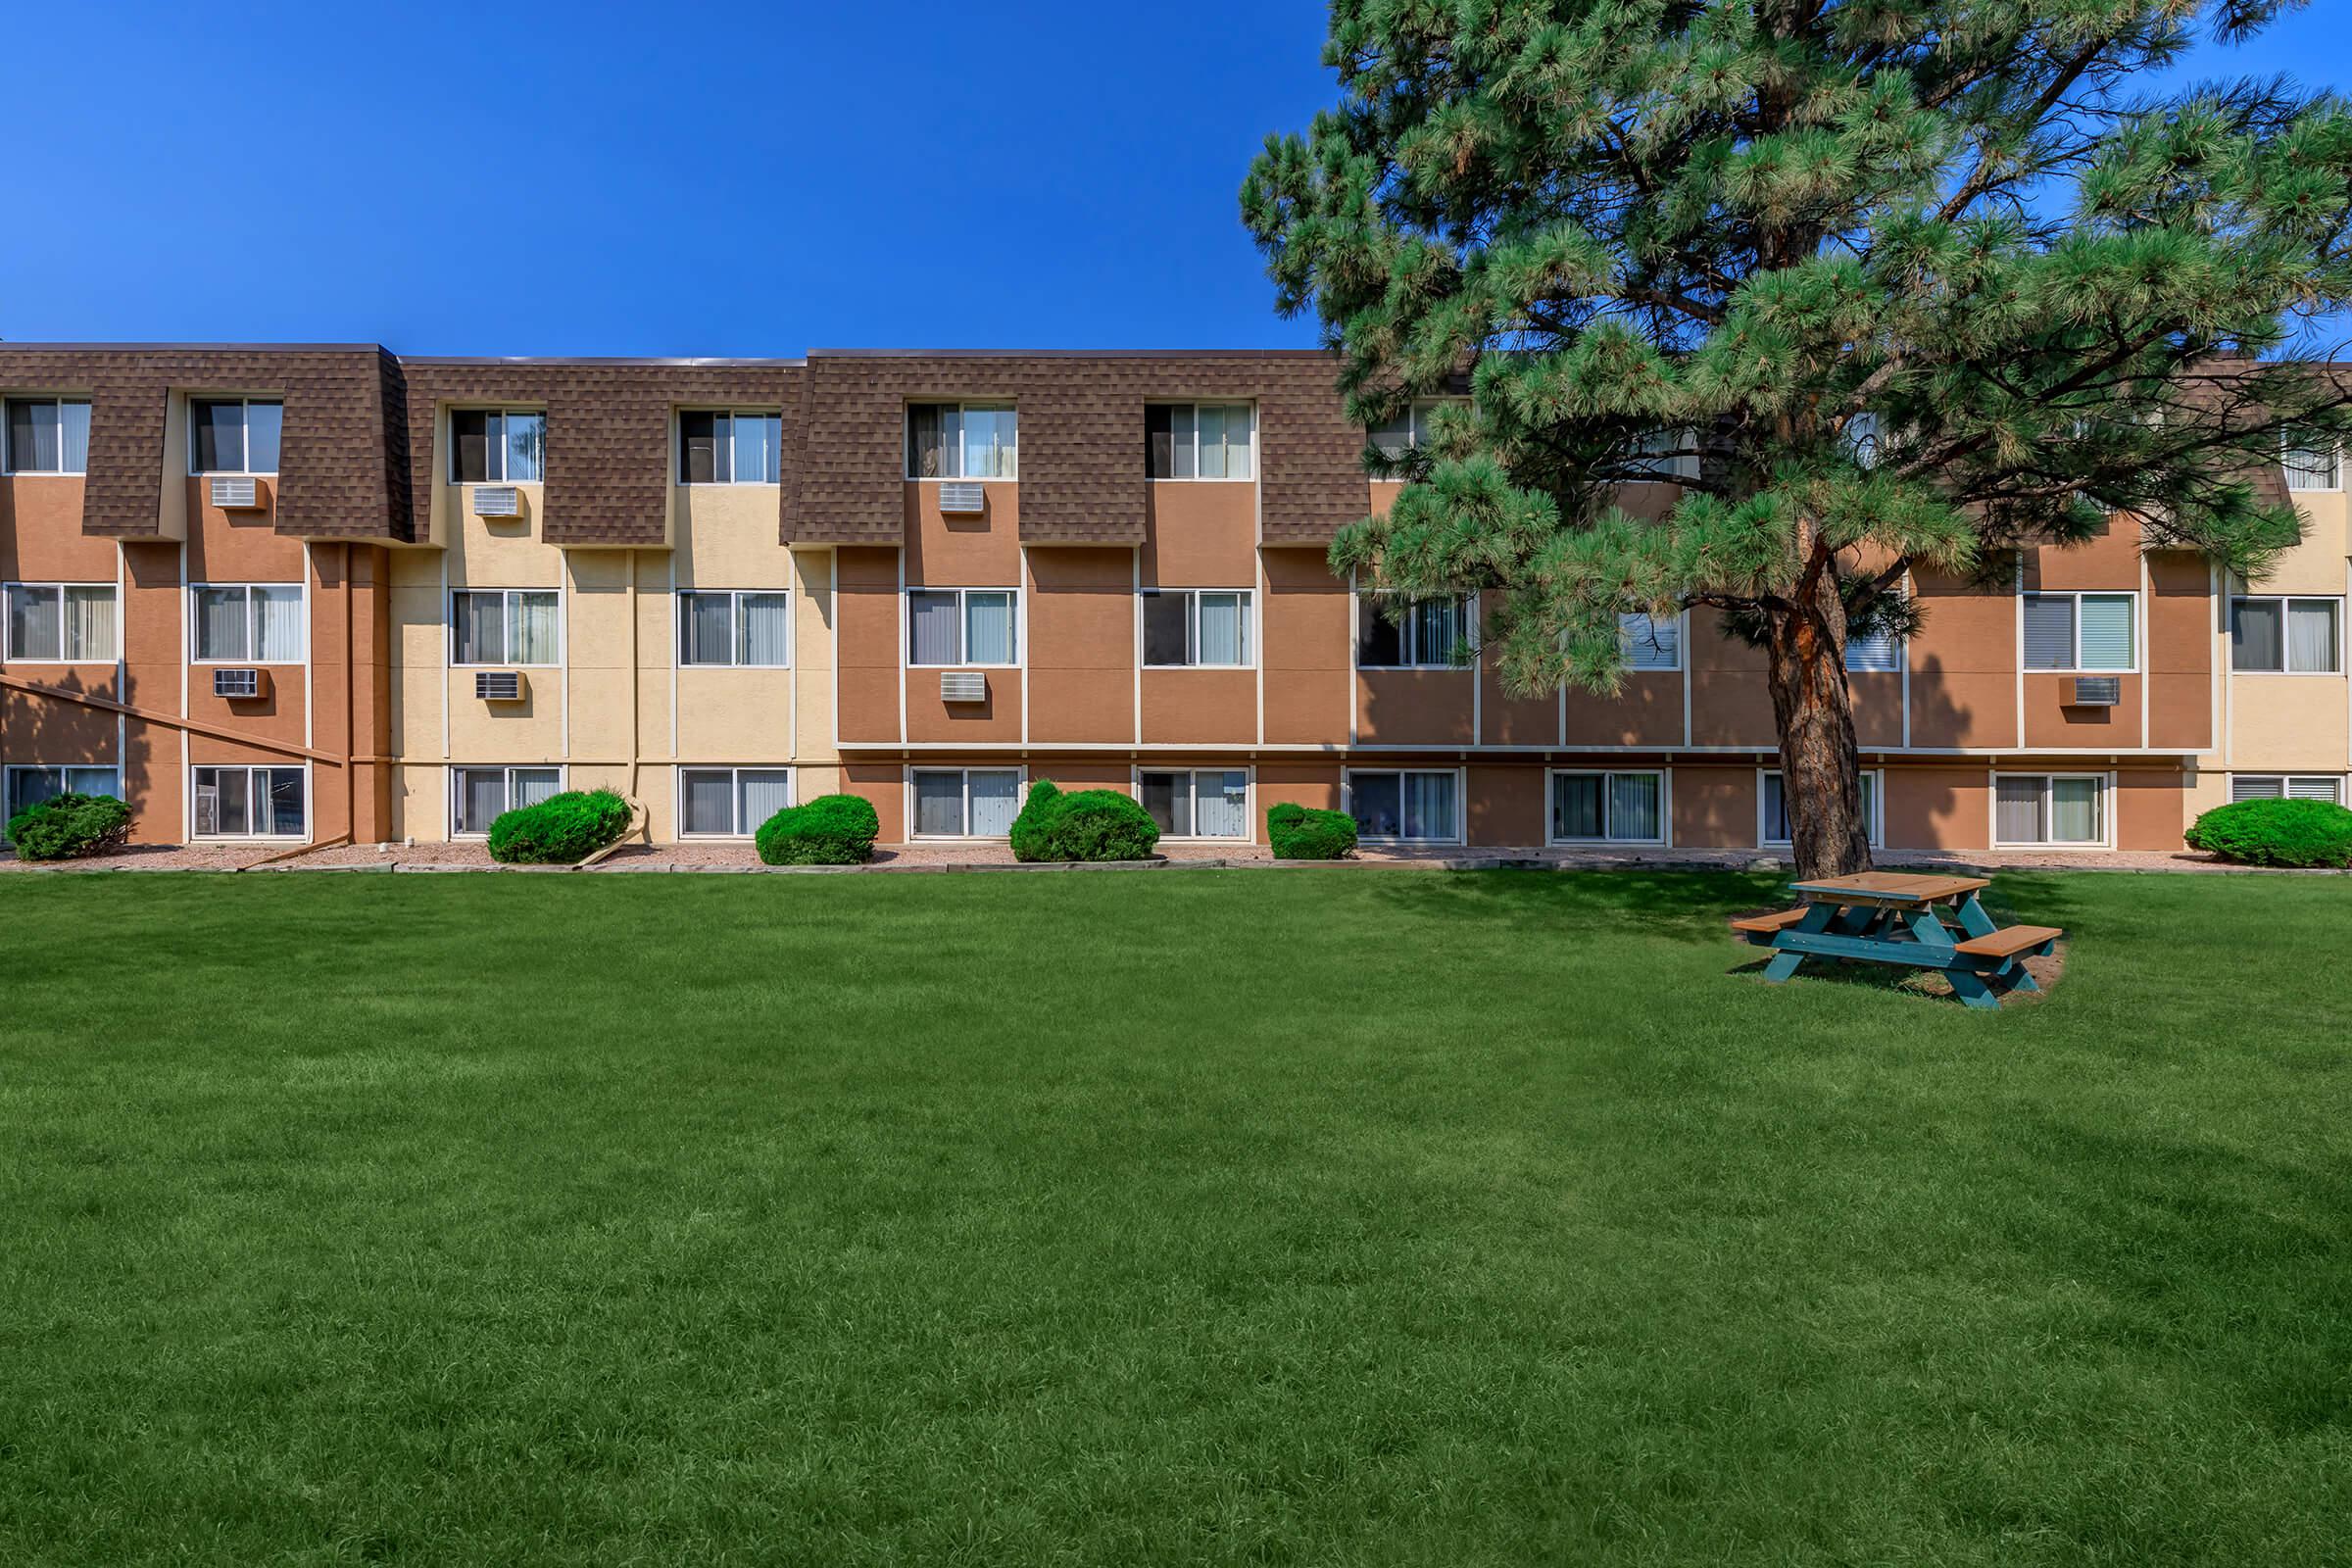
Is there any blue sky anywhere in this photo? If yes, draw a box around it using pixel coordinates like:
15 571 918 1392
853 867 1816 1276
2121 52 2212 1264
4 2 2342 355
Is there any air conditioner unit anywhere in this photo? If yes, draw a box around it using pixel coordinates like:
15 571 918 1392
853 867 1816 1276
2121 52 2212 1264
473 485 523 518
212 667 268 700
474 670 526 702
2066 676 2121 708
940 670 988 704
937 481 986 515
210 475 261 510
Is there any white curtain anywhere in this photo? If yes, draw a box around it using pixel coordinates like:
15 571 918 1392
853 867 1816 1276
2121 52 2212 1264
2288 600 2337 673
65 766 118 799
1609 773 1661 841
2077 596 2133 671
684 592 733 664
961 406 1016 478
2283 433 2339 490
913 771 964 836
682 770 735 835
1195 771 1248 838
963 592 1014 664
1403 771 1457 841
505 413 544 482
1197 405 1231 479
2050 777 2100 842
738 770 793 831
8 585 60 661
511 592 559 664
1415 599 1464 663
194 587 246 661
1995 777 2044 843
254 586 304 662
738 593 790 665
968 772 1020 836
456 592 503 664
2022 596 2075 669
1197 592 1246 664
909 592 960 664
737 416 780 484
63 586 115 662
513 768 561 809
458 768 505 833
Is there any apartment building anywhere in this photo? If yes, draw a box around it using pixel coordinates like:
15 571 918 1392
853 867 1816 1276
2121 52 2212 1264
2 344 2343 855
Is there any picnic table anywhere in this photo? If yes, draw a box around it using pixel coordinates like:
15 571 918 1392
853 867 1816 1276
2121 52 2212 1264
1732 871 2060 1010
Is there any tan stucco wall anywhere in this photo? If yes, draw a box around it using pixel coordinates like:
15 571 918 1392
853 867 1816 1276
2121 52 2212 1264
2225 487 2350 780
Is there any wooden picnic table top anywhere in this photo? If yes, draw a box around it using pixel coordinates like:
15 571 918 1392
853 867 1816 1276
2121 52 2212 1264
1788 870 1990 906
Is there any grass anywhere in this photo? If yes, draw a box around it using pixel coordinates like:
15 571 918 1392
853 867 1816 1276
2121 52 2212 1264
0 867 2347 1566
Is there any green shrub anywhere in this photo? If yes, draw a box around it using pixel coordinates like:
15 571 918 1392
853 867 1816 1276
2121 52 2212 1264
5 793 132 861
1009 779 1160 861
1267 801 1357 860
486 789 633 864
755 793 880 865
2184 797 2352 868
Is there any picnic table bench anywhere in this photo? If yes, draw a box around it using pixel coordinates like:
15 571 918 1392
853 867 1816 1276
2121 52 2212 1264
1734 871 2060 1009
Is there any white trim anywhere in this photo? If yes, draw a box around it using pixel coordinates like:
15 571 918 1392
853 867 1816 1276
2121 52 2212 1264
2227 772 2346 806
2021 589 2139 673
1 396 92 475
904 401 1018 481
185 396 282 477
445 406 547 485
904 763 1028 840
1353 589 1476 670
1132 763 1255 841
904 585 1022 668
1617 612 1683 673
673 409 785 487
674 587 794 668
448 586 563 668
2226 594 2344 675
448 763 567 839
1341 765 1468 845
1758 766 1885 849
1989 769 2114 850
1544 767 1671 846
1139 587 1256 668
3 763 124 826
187 761 312 842
186 581 307 665
0 581 122 663
1144 401 1258 482
674 764 797 839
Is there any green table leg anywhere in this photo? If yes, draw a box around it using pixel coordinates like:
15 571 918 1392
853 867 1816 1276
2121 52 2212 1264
1763 903 1837 982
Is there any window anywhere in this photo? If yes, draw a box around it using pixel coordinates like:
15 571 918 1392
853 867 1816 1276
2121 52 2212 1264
5 765 121 830
1549 771 1666 844
907 588 1017 666
192 764 306 838
1367 399 1460 461
1147 404 1254 479
1762 770 1882 847
1845 627 1902 673
678 767 794 837
911 768 1021 837
2230 774 2344 805
1626 428 1700 480
449 409 546 484
453 589 559 666
5 583 118 662
4 398 90 474
678 412 781 485
1994 774 2105 846
2231 597 2340 673
191 584 303 663
1620 612 1682 671
2283 430 2341 491
1142 590 1252 667
2023 592 2134 672
188 399 281 475
906 404 1016 479
678 590 790 667
1347 769 1460 842
1139 769 1249 838
1356 594 1470 668
451 766 562 836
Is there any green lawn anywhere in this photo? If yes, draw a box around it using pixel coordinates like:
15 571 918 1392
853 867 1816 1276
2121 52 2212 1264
1 869 2347 1566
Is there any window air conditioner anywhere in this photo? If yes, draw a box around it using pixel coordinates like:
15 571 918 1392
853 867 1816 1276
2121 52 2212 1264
937 481 986 515
473 485 523 518
212 667 268 699
940 670 988 704
475 670 526 702
210 475 261 510
2066 676 2120 708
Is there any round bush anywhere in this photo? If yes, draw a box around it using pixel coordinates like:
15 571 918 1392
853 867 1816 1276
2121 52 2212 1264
1010 779 1160 861
1267 801 1357 860
486 789 633 864
6 793 132 861
2184 797 2352 868
756 794 880 865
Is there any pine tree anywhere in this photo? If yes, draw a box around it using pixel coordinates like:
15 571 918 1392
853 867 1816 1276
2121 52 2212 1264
1245 0 2352 877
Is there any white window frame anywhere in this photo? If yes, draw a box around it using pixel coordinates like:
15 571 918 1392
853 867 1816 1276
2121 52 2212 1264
676 410 782 486
676 589 792 668
2282 430 2342 491
906 765 1026 840
2022 591 2138 673
3 582 120 662
1343 767 1466 846
188 582 306 665
1991 771 2111 849
2229 595 2342 675
1133 766 1253 841
4 764 122 830
1368 398 1465 463
1759 768 1884 849
447 407 547 485
189 762 309 842
2228 774 2345 805
1619 612 1683 672
905 402 1018 480
448 764 566 839
1545 768 1671 846
1140 588 1255 668
675 766 796 839
186 397 281 476
3 397 91 475
1354 591 1474 670
906 587 1021 668
1844 627 1904 673
450 587 562 668
1146 403 1257 481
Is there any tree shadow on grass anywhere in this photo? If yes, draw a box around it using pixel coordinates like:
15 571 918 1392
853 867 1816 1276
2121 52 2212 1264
1359 867 1791 946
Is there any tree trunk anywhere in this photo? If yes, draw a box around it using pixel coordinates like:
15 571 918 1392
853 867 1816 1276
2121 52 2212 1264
1764 569 1873 881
